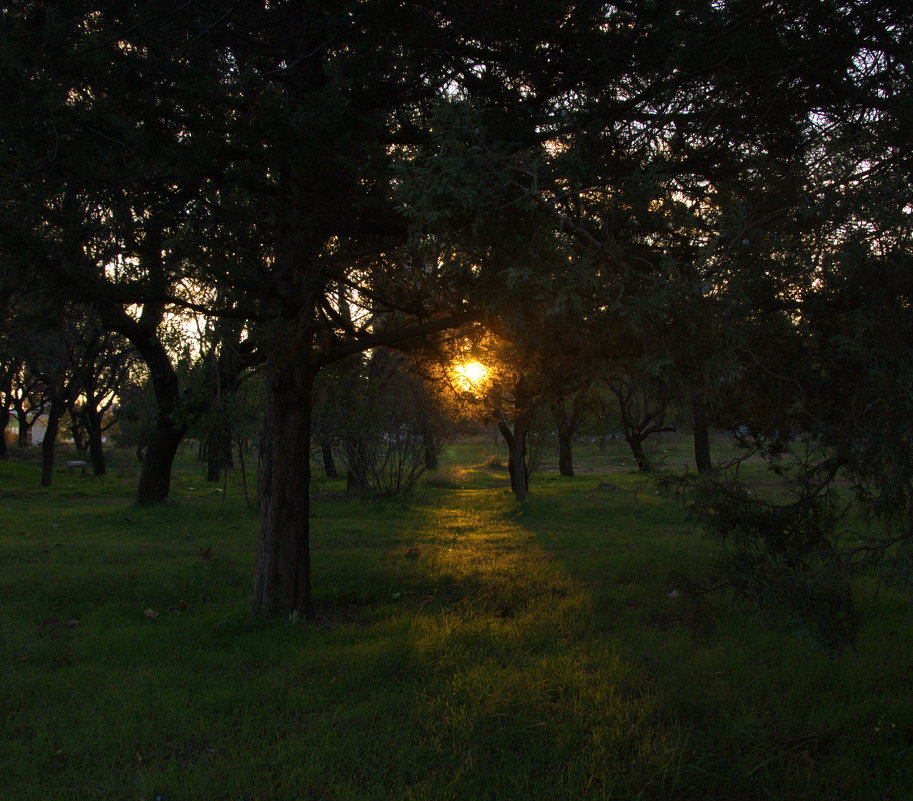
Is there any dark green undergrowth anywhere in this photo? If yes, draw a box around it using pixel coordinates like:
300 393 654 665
1 445 911 800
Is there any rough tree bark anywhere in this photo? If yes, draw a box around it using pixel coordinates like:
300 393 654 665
252 355 315 617
250 310 481 617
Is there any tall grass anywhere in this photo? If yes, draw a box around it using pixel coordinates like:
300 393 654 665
1 444 911 800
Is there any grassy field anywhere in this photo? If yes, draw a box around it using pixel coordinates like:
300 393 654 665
1 436 912 800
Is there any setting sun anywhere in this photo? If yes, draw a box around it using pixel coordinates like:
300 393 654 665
453 360 488 390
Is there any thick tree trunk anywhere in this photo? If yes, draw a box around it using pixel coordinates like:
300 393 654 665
137 421 185 503
40 405 63 487
252 359 314 617
99 303 195 504
692 394 713 474
0 420 7 459
133 338 188 503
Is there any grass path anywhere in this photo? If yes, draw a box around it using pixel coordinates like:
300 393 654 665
381 486 685 801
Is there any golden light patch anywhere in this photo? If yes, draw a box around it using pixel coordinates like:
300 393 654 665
453 360 488 390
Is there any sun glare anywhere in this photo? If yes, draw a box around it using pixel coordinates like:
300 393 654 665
453 360 488 390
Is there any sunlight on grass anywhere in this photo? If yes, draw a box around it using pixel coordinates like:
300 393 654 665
2 448 913 800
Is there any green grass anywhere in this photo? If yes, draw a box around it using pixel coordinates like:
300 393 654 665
1 440 912 800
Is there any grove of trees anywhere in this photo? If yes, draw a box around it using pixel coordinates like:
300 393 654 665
1 0 911 636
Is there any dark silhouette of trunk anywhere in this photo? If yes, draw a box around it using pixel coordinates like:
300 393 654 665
626 433 652 472
135 361 188 504
206 433 220 482
0 370 11 458
100 304 193 504
551 398 584 477
40 402 64 487
692 393 712 474
87 409 106 476
610 380 674 473
422 428 438 470
320 440 337 478
557 429 573 476
84 404 108 476
138 422 185 502
68 408 89 453
0 402 8 460
14 401 38 447
498 419 530 500
252 357 314 617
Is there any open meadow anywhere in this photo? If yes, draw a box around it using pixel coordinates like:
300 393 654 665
2 436 912 800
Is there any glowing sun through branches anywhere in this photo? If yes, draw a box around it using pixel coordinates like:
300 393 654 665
453 360 489 391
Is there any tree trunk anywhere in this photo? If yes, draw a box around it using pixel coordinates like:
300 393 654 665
17 408 29 447
550 400 575 477
136 420 185 503
422 428 438 470
133 334 188 503
252 358 314 617
320 440 337 478
68 413 88 453
498 420 529 500
0 419 7 459
40 404 63 487
557 429 574 477
86 408 106 475
692 394 713 474
626 434 652 471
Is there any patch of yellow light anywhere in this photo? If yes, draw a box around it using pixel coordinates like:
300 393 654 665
453 360 488 390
